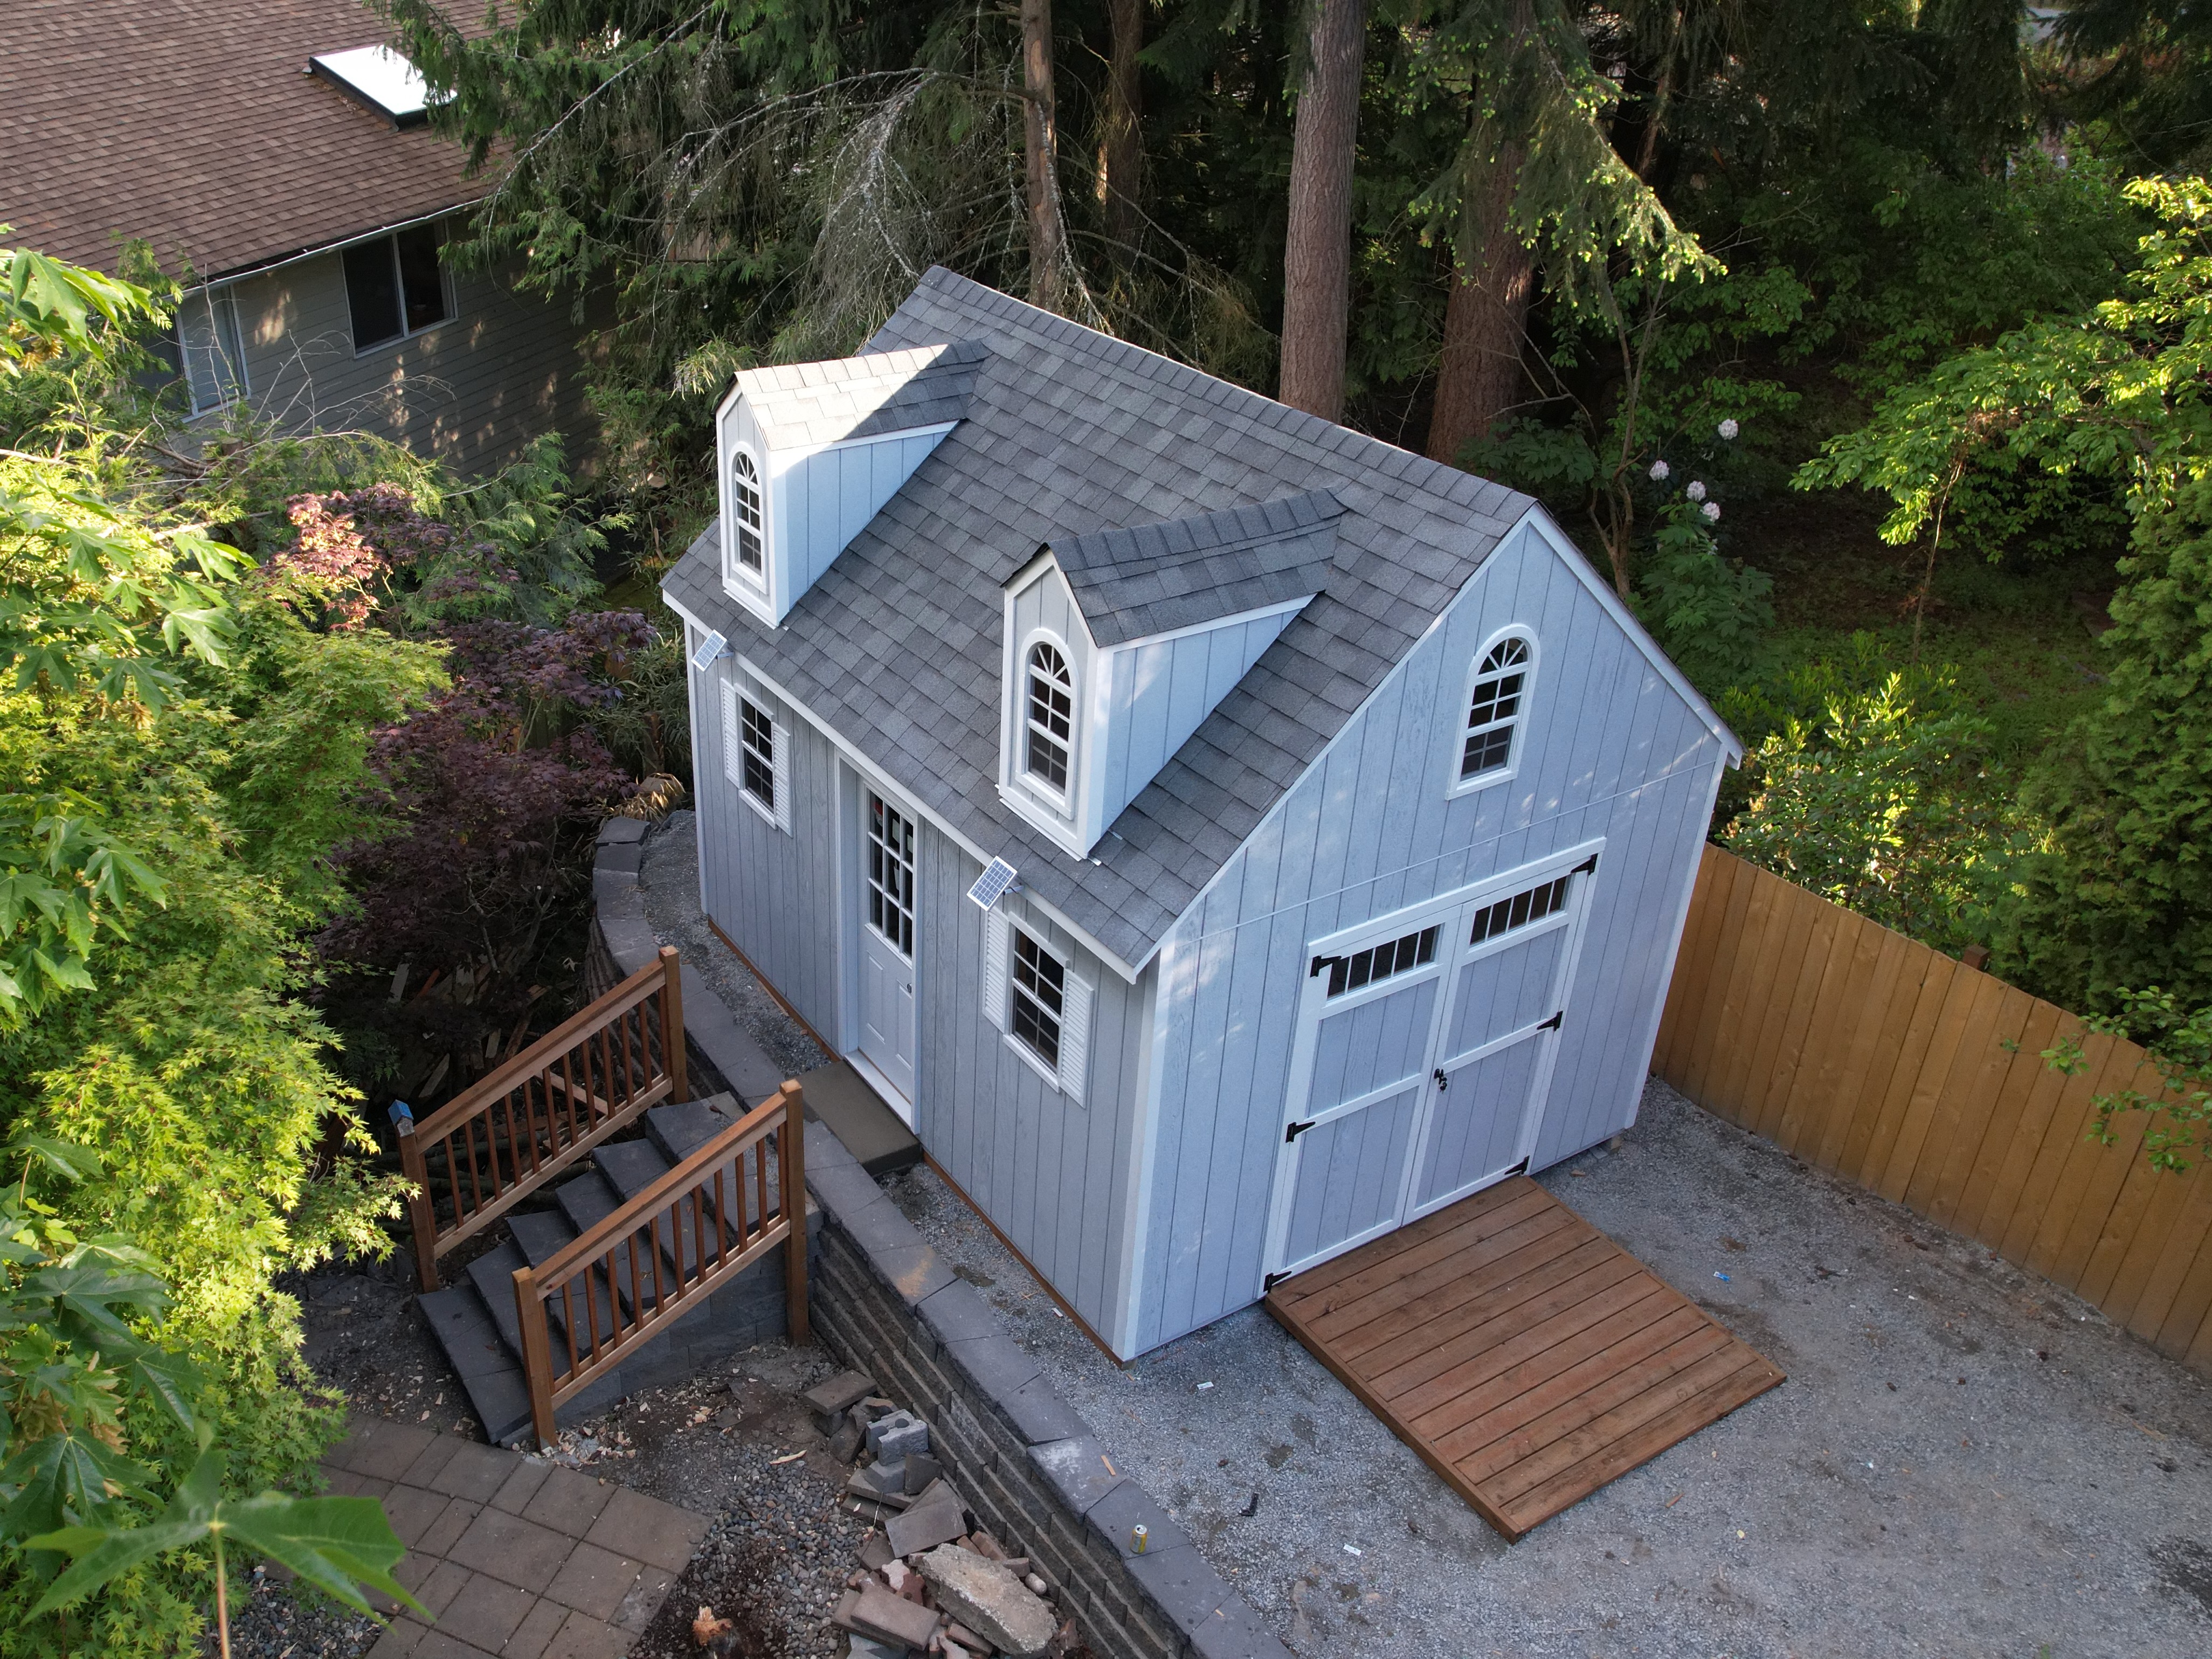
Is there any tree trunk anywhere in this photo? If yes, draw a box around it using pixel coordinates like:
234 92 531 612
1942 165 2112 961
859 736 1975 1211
1426 138 1534 466
1102 0 1144 254
1022 0 1068 310
1278 0 1368 421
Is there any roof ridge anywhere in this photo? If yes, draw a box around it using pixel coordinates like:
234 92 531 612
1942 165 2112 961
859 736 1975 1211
908 268 1517 524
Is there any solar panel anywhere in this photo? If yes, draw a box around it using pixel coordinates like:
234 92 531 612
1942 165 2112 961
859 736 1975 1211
308 46 437 127
967 857 1019 910
689 630 729 673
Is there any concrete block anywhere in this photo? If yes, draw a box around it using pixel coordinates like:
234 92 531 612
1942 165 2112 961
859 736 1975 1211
1186 1592 1297 1659
998 1377 1088 1448
1027 1437 1125 1519
867 1409 929 1463
595 816 649 847
596 840 643 875
1086 1480 1190 1563
942 1335 1042 1412
872 1243 956 1309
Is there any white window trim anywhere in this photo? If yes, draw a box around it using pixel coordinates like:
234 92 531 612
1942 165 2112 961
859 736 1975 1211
723 439 770 596
1013 627 1078 817
982 907 1090 1103
1447 625 1538 799
721 676 791 833
178 284 248 416
344 224 457 359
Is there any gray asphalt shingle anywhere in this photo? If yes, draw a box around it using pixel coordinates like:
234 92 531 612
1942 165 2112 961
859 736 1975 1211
664 268 1532 969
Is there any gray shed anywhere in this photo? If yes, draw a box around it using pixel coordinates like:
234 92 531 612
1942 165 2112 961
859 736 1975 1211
661 269 1740 1360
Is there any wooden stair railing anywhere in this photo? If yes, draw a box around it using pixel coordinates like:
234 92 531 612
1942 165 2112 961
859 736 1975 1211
397 946 687 1292
511 1080 808 1448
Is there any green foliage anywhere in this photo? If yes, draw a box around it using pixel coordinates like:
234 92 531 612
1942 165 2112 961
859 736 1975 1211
2041 988 2212 1174
29 1437 417 1627
1723 645 2006 953
1996 475 2212 1015
1632 500 1775 692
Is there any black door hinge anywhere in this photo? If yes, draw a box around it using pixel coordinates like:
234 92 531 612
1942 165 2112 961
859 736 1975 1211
1285 1119 1315 1144
1264 1270 1292 1292
1572 853 1599 875
1309 955 1339 979
1509 1155 1531 1176
1538 1010 1564 1032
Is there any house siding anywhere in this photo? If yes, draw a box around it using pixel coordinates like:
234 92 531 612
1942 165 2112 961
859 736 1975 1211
689 640 1155 1346
783 429 950 599
213 244 601 472
1125 521 1728 1353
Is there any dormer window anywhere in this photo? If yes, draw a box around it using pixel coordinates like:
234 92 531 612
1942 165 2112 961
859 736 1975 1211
1024 641 1073 792
1458 632 1533 786
730 448 764 579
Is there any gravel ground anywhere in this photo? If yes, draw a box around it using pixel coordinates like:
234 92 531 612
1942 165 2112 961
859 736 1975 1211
640 810 829 1082
885 1081 2212 1659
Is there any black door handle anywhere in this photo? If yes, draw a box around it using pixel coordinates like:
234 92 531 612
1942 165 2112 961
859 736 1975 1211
1433 1068 1448 1090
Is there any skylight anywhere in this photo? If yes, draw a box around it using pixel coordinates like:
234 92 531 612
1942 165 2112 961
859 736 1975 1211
309 46 438 128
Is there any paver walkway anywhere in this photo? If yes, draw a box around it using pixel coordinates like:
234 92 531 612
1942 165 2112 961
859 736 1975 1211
321 1416 706 1659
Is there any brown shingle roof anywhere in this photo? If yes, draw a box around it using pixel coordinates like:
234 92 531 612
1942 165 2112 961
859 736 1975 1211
0 0 485 279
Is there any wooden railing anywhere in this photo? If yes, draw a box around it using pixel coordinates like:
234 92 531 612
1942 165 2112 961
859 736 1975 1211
398 948 687 1292
511 1080 808 1448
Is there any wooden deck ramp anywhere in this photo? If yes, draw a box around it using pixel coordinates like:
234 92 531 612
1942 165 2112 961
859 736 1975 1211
1264 1176 1784 1540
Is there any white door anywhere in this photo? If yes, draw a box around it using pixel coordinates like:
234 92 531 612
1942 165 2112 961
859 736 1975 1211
1264 849 1597 1284
857 788 918 1113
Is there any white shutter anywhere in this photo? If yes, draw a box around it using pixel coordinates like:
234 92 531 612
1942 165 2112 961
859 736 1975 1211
720 678 742 787
1056 969 1092 1105
982 907 1009 1032
770 718 793 833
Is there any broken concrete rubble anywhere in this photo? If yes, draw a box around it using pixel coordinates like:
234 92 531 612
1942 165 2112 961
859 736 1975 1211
916 1544 1059 1659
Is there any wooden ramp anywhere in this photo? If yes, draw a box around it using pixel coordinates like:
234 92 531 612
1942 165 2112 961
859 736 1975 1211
1265 1176 1784 1540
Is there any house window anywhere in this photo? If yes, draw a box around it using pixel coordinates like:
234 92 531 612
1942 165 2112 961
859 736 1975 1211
1024 641 1072 792
720 678 790 832
177 285 247 414
1010 928 1065 1069
1321 925 1439 999
729 449 764 576
737 696 776 810
1469 875 1571 945
1460 634 1532 781
867 793 916 957
344 221 452 352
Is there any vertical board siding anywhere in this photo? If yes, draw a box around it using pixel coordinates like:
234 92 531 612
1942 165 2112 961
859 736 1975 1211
779 428 949 597
224 251 601 472
914 823 1153 1339
1654 845 2212 1383
1132 526 1729 1352
693 662 841 1034
1098 609 1298 827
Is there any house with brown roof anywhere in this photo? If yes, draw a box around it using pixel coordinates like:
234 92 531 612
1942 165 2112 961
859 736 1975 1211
0 0 601 471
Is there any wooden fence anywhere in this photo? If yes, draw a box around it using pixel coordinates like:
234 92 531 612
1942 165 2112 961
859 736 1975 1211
400 948 686 1291
513 1080 807 1448
1653 845 2212 1379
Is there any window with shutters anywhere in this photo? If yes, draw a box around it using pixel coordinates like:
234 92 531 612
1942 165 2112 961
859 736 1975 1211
1454 631 1534 790
737 697 776 811
985 909 1091 1101
1010 929 1064 1068
722 678 790 832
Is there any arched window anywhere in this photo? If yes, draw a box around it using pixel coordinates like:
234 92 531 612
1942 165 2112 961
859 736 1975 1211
1460 634 1532 780
1024 641 1073 792
729 448 764 575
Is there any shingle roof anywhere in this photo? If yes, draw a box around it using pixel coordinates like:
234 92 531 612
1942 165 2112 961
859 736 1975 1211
732 341 989 449
1052 488 1343 648
665 268 1535 970
0 0 484 279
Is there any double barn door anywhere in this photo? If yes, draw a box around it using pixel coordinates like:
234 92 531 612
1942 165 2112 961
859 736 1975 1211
1264 847 1600 1283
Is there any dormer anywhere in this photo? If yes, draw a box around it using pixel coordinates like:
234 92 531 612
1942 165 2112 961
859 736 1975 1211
714 340 986 626
999 490 1344 857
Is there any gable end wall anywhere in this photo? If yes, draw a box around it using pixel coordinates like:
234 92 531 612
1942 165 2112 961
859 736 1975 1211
1124 519 1728 1353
